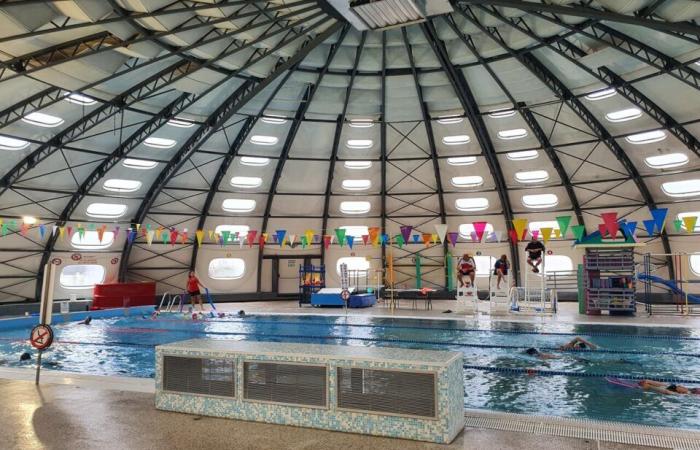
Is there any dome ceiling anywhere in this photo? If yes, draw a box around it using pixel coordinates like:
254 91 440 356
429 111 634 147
0 0 699 300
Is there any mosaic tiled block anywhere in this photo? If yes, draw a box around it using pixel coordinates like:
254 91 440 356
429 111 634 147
155 340 464 444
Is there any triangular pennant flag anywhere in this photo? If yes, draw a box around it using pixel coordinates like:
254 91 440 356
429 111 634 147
673 219 683 233
571 225 586 241
305 229 314 245
494 230 503 243
162 229 169 244
275 230 286 247
346 235 354 249
127 229 136 244
554 229 561 239
97 225 106 243
643 219 656 236
447 232 459 247
38 224 46 239
114 226 120 239
52 225 58 236
58 226 64 239
155 228 162 241
412 234 420 244
67 226 74 238
512 219 528 241
221 230 230 244
472 222 488 242
650 208 668 233
434 224 448 244
598 223 607 237
368 227 380 244
207 230 214 241
395 234 404 248
20 223 28 236
399 226 412 243
381 234 389 246
300 235 308 248
470 232 477 242
323 235 331 250
540 227 553 244
431 233 438 245
136 223 141 232
556 216 572 239
146 230 154 246
362 234 369 246
259 233 268 250
422 233 432 247
195 230 204 247
181 229 188 245
288 234 296 247
247 230 257 248
683 216 697 234
335 228 346 247
600 212 619 238
170 229 178 246
531 230 539 240
621 221 638 241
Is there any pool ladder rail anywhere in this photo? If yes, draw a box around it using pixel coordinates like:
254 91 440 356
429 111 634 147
157 292 184 313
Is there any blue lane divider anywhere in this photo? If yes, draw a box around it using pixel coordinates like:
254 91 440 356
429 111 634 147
154 315 700 342
463 364 700 385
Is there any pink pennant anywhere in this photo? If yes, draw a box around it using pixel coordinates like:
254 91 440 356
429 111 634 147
472 221 488 242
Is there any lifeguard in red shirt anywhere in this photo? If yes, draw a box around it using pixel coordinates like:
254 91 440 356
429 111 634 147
457 253 476 288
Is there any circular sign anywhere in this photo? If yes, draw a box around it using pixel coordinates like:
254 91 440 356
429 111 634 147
30 324 54 350
476 251 482 256
341 289 350 301
110 257 119 265
547 250 554 255
71 253 82 261
51 258 62 265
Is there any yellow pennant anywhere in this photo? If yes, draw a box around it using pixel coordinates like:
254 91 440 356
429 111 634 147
683 216 697 234
554 229 561 239
512 218 529 241
304 229 314 245
196 230 204 247
540 227 553 244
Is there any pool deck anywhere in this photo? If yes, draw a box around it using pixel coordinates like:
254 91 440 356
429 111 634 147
2 300 700 449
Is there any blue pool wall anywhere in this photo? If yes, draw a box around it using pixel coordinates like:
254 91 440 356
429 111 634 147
0 305 156 331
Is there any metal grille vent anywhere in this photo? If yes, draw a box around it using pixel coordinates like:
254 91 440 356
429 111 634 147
337 367 435 418
244 362 327 407
163 356 235 398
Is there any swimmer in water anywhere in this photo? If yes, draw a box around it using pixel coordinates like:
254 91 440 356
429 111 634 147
83 316 92 325
559 337 597 351
638 380 700 395
524 347 558 360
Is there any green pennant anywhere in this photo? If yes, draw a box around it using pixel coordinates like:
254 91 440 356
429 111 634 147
300 235 308 248
335 228 346 247
395 234 404 248
571 224 585 241
221 230 230 244
556 215 572 238
673 219 683 233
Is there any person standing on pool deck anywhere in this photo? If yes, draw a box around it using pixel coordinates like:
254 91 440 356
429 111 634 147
525 237 545 273
457 253 476 288
494 254 509 290
187 271 206 312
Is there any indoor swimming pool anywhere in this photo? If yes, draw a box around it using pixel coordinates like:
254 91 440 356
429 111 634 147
1 312 699 430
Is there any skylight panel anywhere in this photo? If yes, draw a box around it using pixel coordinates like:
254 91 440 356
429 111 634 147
86 203 127 219
662 179 700 198
65 93 97 105
522 193 558 209
459 223 494 239
585 87 616 101
123 158 157 169
451 176 484 188
344 160 372 170
222 199 256 213
507 150 538 161
0 135 29 151
167 117 194 128
436 115 463 125
340 225 369 237
144 137 176 149
498 128 528 140
455 197 489 212
442 135 471 145
22 112 64 128
250 135 278 146
625 130 666 145
528 220 560 234
645 153 689 169
103 179 142 193
340 201 371 214
342 179 371 191
447 156 477 166
230 176 263 189
347 139 373 149
515 170 549 184
605 107 642 123
348 119 374 128
240 156 270 167
71 230 115 250
261 115 287 125
488 109 516 119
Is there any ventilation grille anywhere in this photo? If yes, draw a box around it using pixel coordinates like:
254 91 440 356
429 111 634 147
163 356 235 398
244 362 327 407
337 367 435 418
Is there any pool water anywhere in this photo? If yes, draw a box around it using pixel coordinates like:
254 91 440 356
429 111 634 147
1 313 700 429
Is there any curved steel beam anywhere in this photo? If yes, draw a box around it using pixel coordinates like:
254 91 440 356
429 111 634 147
421 20 521 284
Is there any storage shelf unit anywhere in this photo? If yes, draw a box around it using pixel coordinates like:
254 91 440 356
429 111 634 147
583 248 636 315
299 264 325 306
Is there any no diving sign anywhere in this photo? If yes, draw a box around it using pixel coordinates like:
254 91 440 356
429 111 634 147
341 289 350 301
30 324 54 350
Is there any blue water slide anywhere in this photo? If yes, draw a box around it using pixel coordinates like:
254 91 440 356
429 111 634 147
637 273 700 304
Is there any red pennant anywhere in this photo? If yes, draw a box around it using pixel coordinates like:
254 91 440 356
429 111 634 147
323 235 331 250
601 212 619 238
361 234 369 245
247 230 257 248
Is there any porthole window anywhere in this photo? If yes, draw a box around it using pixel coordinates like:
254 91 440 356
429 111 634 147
123 158 157 169
522 194 558 209
339 225 369 238
342 179 371 191
208 258 245 280
347 139 373 149
605 108 642 123
340 201 371 215
71 231 115 250
678 212 700 232
86 203 127 219
214 225 249 242
250 135 278 146
336 257 370 275
585 87 616 101
60 264 106 289
488 109 516 119
261 115 287 125
626 130 666 145
230 176 262 189
167 117 194 128
447 156 477 166
662 179 700 198
65 93 97 105
544 255 574 274
691 254 700 276
144 137 176 149
528 220 560 235
515 170 549 184
344 160 372 170
507 150 538 161
0 135 30 151
22 112 64 128
645 153 689 169
451 176 484 188
222 199 256 213
459 223 494 240
436 115 463 125
348 119 374 128
455 197 489 212
442 135 470 145
103 179 142 193
240 156 270 167
498 128 528 140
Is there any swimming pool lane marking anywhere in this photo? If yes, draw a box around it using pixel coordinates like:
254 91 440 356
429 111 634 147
150 316 700 341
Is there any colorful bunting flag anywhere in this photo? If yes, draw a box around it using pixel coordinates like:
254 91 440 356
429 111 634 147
512 218 528 241
335 228 346 247
556 216 571 238
682 216 697 234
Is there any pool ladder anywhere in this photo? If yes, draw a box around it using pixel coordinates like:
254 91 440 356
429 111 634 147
157 292 184 313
